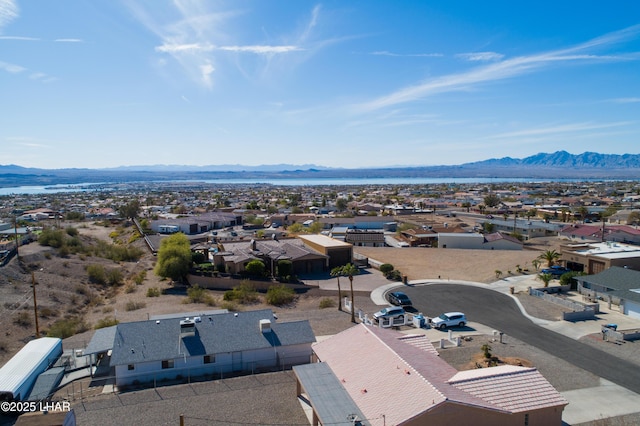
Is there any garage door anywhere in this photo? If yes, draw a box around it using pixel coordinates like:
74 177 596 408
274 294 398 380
624 300 640 319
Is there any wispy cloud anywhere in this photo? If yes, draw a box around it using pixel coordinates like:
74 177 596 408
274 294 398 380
456 51 504 61
0 35 38 40
609 97 640 104
353 24 640 113
370 51 443 57
488 121 632 139
131 1 332 89
155 42 301 54
0 60 54 82
6 136 50 149
0 0 18 31
0 60 25 73
55 38 83 43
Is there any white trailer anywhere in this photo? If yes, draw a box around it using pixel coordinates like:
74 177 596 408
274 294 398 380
0 337 63 401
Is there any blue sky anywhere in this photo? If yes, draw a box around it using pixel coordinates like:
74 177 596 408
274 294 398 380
1 1 639 170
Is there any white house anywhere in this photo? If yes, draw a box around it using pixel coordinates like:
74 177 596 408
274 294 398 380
86 309 315 387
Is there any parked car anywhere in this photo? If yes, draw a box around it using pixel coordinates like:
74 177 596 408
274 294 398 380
373 306 405 321
430 312 467 330
388 291 412 306
541 265 571 277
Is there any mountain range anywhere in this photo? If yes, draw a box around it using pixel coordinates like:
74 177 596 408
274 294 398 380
2 151 640 188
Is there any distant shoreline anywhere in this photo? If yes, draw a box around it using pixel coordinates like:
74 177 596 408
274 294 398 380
1 176 636 196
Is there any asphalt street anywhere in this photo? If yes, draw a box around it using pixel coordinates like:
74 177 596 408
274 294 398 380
401 284 640 395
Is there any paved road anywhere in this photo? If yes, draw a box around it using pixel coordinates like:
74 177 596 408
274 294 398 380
401 284 640 395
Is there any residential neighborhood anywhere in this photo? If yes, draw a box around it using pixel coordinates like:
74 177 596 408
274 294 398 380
2 180 640 425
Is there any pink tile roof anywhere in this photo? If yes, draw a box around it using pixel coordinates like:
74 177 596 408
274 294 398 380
449 365 569 412
312 324 567 425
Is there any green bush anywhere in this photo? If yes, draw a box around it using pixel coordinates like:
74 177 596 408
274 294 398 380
47 317 89 339
379 263 394 275
106 268 124 286
386 270 403 281
95 317 119 329
38 228 65 248
276 260 292 278
184 285 215 305
146 287 161 297
245 260 266 277
87 264 107 285
65 226 79 237
223 280 260 304
266 284 295 306
133 270 147 285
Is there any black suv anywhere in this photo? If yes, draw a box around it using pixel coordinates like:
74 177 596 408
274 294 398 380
388 291 412 306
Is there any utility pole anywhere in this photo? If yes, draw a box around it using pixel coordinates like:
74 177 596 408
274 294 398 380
31 271 40 338
13 216 19 257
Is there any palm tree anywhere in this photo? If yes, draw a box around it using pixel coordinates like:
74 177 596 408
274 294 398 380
538 249 561 267
341 263 360 323
330 266 345 311
538 273 553 288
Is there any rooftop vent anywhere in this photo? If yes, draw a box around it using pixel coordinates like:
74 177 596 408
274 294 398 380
180 318 196 337
259 319 272 333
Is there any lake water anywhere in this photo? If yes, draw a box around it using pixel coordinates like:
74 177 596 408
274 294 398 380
0 176 625 196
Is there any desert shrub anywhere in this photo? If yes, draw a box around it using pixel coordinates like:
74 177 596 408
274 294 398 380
87 294 104 307
93 240 144 262
318 298 335 309
379 263 394 276
223 280 260 303
87 264 107 285
266 284 295 306
65 211 85 221
38 306 59 318
38 228 65 248
13 311 32 327
65 226 79 237
184 285 215 305
106 268 124 286
47 317 89 339
386 270 403 281
133 270 147 285
146 287 161 297
75 284 89 295
102 306 114 313
219 300 239 311
125 301 146 311
125 284 136 293
95 317 119 329
57 245 70 258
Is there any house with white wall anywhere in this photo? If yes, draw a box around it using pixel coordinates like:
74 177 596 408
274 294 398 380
88 309 315 387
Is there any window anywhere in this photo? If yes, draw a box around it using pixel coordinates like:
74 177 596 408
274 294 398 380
524 413 529 426
127 364 135 371
162 359 174 369
204 355 215 364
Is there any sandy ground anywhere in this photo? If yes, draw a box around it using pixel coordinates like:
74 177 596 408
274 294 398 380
353 240 561 284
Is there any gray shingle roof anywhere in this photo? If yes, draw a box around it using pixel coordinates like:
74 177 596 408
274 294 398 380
577 266 640 303
84 325 117 355
110 309 315 366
